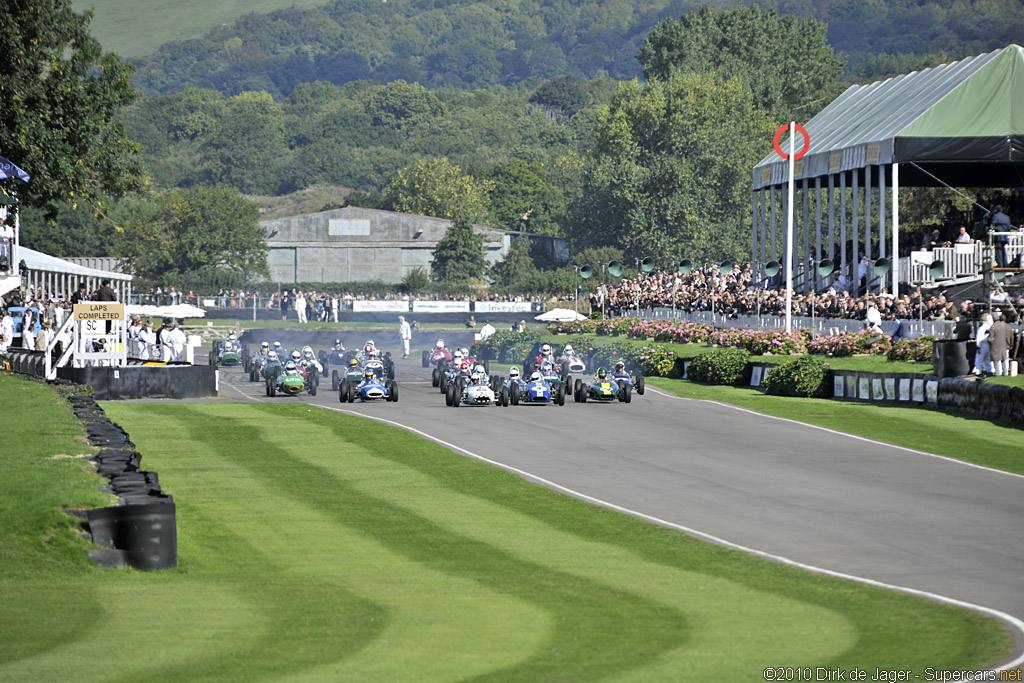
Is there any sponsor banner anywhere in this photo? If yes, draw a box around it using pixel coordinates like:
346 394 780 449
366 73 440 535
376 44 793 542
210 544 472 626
474 301 533 313
412 300 470 313
352 300 410 313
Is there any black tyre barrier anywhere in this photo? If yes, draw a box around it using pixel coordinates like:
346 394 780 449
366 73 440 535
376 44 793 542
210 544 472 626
57 365 217 400
937 378 1024 426
86 502 177 571
933 340 970 378
64 396 178 571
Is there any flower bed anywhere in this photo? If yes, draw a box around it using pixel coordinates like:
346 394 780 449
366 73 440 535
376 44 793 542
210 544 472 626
806 329 892 357
762 356 833 397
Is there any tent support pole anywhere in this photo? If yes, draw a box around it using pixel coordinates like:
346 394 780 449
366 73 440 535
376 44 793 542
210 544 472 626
760 188 767 268
840 172 847 290
852 169 860 297
815 177 822 293
803 179 810 292
752 191 759 271
865 165 873 290
892 163 900 292
879 164 887 292
770 185 777 261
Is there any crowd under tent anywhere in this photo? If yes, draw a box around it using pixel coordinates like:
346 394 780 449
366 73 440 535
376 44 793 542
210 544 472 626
751 43 1024 296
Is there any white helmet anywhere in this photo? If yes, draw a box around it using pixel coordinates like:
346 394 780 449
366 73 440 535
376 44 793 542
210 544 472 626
471 370 482 383
563 345 573 355
303 345 314 355
260 341 269 349
475 364 485 375
285 361 296 371
509 366 520 379
461 347 469 357
291 350 301 361
267 351 278 360
273 341 282 349
454 350 464 360
224 341 233 351
541 344 551 354
436 339 445 349
530 371 542 381
229 333 236 341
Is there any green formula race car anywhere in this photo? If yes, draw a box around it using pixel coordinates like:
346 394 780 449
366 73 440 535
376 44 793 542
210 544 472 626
573 368 631 404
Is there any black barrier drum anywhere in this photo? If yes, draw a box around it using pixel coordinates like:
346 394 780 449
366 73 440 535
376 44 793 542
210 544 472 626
86 502 177 570
933 340 970 378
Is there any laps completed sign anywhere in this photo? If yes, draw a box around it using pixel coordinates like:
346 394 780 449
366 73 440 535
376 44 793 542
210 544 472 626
73 303 125 321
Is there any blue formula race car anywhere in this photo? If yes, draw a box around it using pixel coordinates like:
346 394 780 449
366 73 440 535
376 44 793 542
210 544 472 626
339 368 399 403
508 368 564 406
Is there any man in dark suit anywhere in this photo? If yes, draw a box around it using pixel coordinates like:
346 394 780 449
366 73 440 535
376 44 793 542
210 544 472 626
96 280 117 301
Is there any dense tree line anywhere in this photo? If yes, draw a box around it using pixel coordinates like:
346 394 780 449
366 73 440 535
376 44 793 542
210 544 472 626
128 0 1024 100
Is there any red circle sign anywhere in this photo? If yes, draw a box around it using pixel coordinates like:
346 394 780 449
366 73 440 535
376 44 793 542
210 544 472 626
773 124 810 160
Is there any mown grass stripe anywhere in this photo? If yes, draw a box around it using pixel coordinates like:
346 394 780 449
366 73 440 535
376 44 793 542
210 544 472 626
159 403 690 682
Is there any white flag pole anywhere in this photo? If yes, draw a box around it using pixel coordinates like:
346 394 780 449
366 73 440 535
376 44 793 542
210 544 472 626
785 121 795 334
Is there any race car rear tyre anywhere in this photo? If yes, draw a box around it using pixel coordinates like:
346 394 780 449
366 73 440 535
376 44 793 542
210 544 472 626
445 384 454 406
579 387 587 403
422 350 430 368
636 375 645 395
268 380 277 398
347 382 355 403
309 379 317 397
432 367 440 387
457 376 468 393
574 379 583 395
332 372 339 391
623 383 632 403
510 384 519 405
617 379 626 401
563 374 573 395
573 387 580 403
391 381 399 403
556 383 565 406
439 373 448 393
499 386 509 407
339 380 348 403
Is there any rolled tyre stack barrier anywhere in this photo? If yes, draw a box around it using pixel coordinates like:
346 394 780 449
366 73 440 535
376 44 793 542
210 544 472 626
67 395 177 570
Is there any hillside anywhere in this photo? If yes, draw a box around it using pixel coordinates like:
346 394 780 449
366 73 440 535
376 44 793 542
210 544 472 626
73 0 325 58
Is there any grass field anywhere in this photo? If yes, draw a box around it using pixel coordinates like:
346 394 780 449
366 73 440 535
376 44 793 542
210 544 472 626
75 0 325 58
0 373 1012 680
648 378 1024 476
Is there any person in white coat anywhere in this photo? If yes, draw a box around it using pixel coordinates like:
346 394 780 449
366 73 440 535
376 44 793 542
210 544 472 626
168 321 187 361
973 312 993 376
295 291 307 324
138 321 157 361
398 315 411 358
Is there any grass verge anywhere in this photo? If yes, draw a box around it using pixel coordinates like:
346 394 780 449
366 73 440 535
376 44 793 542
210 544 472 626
0 385 1011 680
649 377 1024 475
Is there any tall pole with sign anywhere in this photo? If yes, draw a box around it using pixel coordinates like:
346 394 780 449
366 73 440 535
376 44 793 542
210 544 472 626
773 122 809 334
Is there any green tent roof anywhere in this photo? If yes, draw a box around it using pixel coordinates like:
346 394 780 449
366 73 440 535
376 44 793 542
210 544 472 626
753 44 1024 189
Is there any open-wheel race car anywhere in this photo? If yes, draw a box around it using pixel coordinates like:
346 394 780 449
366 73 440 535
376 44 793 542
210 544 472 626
446 373 508 408
422 339 454 368
210 338 243 367
573 367 631 403
509 369 564 406
610 361 645 396
523 343 575 396
265 362 317 397
339 368 399 403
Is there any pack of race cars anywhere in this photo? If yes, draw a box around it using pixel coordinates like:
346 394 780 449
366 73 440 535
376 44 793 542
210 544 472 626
229 336 644 407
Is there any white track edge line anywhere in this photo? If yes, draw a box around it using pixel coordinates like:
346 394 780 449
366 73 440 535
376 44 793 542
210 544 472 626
223 374 1024 671
646 386 1024 481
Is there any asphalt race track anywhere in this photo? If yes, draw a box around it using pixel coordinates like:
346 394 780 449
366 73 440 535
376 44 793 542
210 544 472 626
218 345 1024 665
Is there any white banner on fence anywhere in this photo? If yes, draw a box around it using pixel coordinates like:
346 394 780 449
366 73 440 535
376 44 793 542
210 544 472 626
474 301 533 313
352 300 410 313
411 300 471 313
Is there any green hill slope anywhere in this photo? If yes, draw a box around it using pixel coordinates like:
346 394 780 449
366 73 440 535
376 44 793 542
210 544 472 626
74 0 325 58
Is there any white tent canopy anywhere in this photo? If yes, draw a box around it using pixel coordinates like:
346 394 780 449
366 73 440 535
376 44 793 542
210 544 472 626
534 308 587 322
126 303 207 319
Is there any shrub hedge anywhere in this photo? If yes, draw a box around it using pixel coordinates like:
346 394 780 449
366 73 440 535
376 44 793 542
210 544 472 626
761 356 833 397
686 348 751 386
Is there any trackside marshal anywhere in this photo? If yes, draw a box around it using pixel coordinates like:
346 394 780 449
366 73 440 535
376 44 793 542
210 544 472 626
73 303 125 321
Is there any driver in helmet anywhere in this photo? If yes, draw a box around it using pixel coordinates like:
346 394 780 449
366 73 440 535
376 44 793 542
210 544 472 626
474 364 488 381
300 345 323 373
334 339 345 351
539 360 555 376
561 344 575 359
612 361 629 379
272 341 283 357
348 358 360 372
507 366 523 388
535 343 555 367
264 350 283 375
436 339 445 350
529 370 544 383
451 349 464 370
358 368 376 387
282 360 302 377
595 366 609 381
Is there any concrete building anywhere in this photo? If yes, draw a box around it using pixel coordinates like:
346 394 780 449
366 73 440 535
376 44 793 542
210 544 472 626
262 205 567 285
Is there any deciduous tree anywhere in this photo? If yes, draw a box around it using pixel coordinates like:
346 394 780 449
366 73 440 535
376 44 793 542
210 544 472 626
0 0 143 214
430 217 485 283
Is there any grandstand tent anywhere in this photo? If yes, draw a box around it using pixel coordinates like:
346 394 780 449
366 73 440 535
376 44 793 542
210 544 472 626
751 44 1024 295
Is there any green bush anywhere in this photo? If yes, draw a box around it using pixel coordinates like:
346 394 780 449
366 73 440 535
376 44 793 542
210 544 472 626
888 336 935 362
761 356 832 397
686 348 751 386
471 330 541 363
